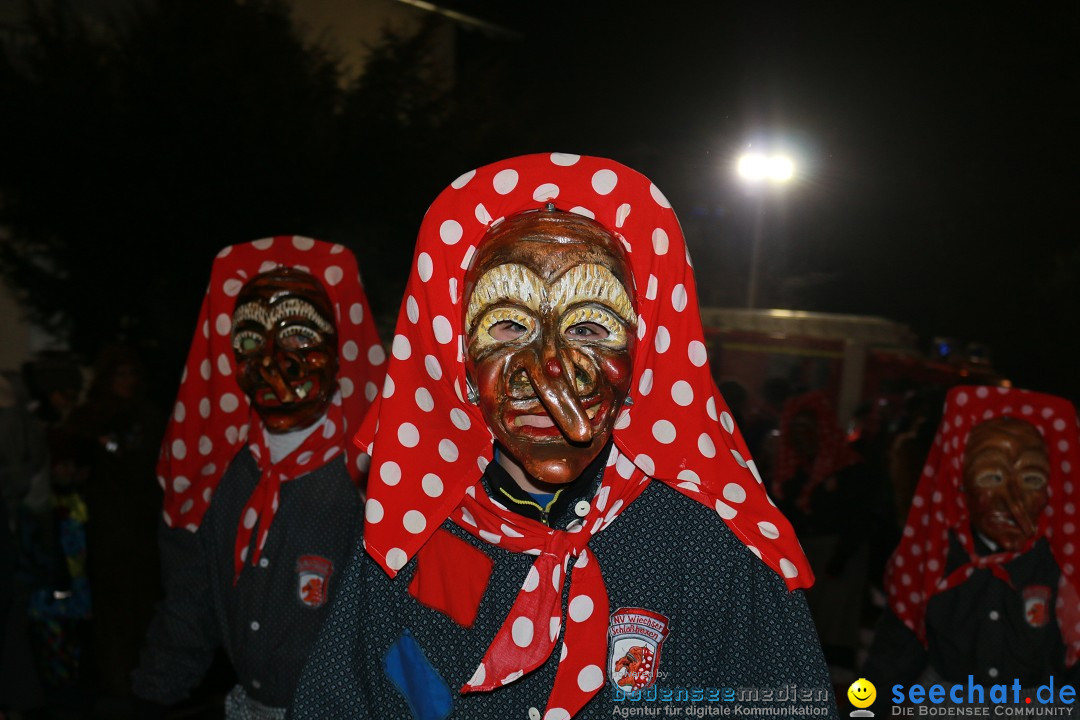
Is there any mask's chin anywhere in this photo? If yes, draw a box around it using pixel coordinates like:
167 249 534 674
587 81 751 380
493 409 611 486
258 408 319 434
976 519 1029 552
255 393 333 434
502 439 601 487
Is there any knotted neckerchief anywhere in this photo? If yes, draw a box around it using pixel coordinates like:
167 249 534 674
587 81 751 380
229 408 350 580
885 385 1080 666
455 447 649 718
158 237 383 581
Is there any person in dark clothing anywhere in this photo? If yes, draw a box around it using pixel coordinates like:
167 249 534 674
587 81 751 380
131 237 383 719
862 386 1080 713
66 345 165 700
292 153 837 719
770 391 875 675
16 354 95 718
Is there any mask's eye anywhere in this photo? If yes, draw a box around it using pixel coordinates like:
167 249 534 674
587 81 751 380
565 322 609 340
560 306 627 348
974 471 1004 488
490 320 528 341
472 307 537 350
233 330 264 354
1021 472 1048 490
277 325 324 350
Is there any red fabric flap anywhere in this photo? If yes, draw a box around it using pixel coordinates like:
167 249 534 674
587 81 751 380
408 528 493 629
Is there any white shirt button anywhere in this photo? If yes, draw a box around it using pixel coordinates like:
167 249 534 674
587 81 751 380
989 610 1000 621
988 667 999 678
528 707 541 720
250 621 260 631
574 500 591 517
259 558 269 568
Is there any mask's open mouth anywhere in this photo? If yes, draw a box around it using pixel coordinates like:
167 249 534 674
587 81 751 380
255 378 318 407
506 396 610 439
985 511 1020 529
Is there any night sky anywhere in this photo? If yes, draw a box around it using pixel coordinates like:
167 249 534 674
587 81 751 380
442 1 1080 399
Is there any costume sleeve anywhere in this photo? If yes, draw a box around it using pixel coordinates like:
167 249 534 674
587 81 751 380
289 540 377 719
131 521 220 705
861 607 927 711
719 557 840 718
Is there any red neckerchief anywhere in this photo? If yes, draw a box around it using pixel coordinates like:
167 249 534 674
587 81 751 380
454 449 648 718
885 386 1080 667
231 406 350 580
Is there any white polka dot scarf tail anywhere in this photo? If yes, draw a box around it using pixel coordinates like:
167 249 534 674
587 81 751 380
158 237 383 581
455 446 649 718
886 386 1080 667
353 154 816 714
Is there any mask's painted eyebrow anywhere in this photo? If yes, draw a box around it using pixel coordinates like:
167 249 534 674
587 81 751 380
1015 449 1050 466
548 263 637 326
465 263 543 332
233 298 334 333
268 298 333 332
965 447 1012 466
233 301 271 329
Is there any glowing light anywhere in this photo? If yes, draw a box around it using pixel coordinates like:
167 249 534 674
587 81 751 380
769 156 794 181
737 152 796 183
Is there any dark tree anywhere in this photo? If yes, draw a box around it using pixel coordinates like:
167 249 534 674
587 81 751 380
0 0 346 392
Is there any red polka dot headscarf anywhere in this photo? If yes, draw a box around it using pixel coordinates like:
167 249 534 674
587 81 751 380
158 237 383 578
357 152 811 584
771 391 861 511
886 386 1080 667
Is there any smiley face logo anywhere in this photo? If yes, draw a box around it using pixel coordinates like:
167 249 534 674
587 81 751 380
847 678 876 709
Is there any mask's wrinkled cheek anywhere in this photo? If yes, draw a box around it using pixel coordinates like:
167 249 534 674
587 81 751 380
471 343 520 435
594 347 633 396
966 481 1047 551
301 346 338 391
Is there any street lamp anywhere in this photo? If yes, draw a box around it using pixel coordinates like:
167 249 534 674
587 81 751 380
736 151 795 309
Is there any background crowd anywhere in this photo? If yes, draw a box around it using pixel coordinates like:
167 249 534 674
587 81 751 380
0 341 1027 717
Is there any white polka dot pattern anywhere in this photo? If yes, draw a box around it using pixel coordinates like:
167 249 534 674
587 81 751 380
157 237 384 580
885 386 1080 666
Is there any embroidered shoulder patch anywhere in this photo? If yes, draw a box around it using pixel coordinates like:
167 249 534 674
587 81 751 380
607 607 671 691
1023 585 1051 628
296 555 333 608
408 528 493 628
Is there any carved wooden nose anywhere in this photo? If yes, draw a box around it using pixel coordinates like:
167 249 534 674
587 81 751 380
545 358 563 377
